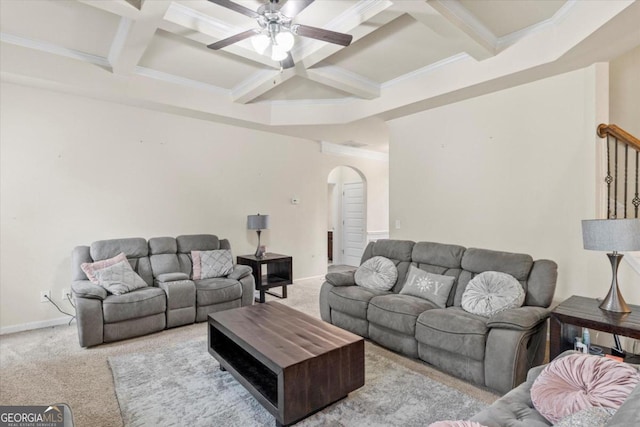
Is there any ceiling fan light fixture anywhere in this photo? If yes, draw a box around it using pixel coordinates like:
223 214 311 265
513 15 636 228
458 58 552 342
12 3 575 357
271 44 287 61
251 33 270 54
275 31 294 52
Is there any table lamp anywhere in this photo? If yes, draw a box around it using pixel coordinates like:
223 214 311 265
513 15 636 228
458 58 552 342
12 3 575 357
582 218 640 313
247 214 269 258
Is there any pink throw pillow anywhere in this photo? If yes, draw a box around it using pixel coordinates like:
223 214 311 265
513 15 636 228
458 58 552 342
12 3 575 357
192 251 202 280
531 353 640 424
81 252 128 284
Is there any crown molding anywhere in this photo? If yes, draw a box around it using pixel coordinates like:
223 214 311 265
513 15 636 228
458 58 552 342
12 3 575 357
134 66 229 94
428 0 498 49
0 32 110 67
382 53 469 89
321 141 388 162
497 0 578 49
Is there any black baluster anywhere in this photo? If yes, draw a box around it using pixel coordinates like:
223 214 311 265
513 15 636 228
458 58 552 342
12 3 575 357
606 135 612 219
614 139 618 219
624 144 628 218
634 150 639 218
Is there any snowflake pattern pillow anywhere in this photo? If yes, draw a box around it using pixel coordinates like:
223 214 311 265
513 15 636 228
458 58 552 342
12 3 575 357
399 265 455 308
192 249 233 280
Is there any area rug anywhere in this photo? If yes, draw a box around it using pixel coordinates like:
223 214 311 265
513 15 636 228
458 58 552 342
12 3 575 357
109 339 487 427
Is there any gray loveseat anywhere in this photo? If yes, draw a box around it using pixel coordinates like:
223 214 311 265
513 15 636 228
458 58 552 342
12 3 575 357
71 234 254 347
319 239 557 394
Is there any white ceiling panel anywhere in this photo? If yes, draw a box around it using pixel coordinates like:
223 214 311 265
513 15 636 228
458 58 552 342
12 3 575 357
459 0 567 38
253 76 352 102
140 29 263 89
0 0 120 57
321 14 465 84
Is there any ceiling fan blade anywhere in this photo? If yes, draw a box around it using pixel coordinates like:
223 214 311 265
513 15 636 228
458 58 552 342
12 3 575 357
278 0 315 18
280 52 295 69
207 29 259 50
293 24 353 46
207 0 260 19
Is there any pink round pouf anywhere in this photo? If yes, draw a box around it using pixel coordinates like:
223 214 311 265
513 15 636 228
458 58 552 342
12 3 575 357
531 353 640 424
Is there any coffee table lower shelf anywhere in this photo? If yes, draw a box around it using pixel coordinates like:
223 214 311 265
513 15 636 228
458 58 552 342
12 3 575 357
208 303 364 426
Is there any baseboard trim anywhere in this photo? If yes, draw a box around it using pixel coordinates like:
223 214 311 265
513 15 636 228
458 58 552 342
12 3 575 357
294 274 325 282
0 316 72 335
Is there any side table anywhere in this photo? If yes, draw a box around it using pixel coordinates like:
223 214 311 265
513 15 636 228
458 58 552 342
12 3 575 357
550 295 640 361
237 253 293 303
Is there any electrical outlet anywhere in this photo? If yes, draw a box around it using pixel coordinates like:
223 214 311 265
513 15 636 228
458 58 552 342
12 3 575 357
62 288 70 300
40 290 51 303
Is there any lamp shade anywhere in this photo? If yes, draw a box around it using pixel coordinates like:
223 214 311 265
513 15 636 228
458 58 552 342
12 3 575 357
582 219 640 251
247 214 270 230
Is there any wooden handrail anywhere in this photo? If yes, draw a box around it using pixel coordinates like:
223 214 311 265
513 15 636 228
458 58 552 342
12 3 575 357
597 124 640 151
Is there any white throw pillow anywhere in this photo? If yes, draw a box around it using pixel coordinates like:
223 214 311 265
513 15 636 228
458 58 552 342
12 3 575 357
400 265 455 308
355 256 398 291
93 260 148 295
192 249 234 280
461 271 524 317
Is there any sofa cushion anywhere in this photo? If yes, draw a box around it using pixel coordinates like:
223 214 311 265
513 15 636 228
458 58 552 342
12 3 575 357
400 265 455 308
328 285 390 319
461 248 533 282
195 278 242 306
368 294 437 335
93 260 149 295
192 249 233 280
416 307 489 361
355 256 398 291
176 234 220 253
412 241 465 269
531 353 640 424
461 271 524 317
102 287 166 323
90 237 148 260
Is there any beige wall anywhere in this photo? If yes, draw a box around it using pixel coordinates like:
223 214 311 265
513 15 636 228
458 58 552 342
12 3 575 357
388 65 639 307
610 46 640 136
0 82 388 330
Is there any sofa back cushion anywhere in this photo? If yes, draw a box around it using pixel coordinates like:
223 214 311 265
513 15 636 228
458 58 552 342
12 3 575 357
149 237 190 278
410 241 465 307
89 237 153 286
361 239 415 293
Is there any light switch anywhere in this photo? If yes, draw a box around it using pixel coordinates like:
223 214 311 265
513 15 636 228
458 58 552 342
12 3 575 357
291 197 300 205
395 220 401 229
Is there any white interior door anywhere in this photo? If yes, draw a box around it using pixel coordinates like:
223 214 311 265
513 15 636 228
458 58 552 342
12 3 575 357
342 182 365 266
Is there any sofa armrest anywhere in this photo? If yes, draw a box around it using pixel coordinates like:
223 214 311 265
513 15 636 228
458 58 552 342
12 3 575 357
488 306 550 331
228 265 252 280
156 272 190 283
72 280 107 300
325 271 356 287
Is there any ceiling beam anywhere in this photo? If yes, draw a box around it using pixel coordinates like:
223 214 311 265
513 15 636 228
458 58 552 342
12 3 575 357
108 0 172 75
304 66 379 99
421 0 497 60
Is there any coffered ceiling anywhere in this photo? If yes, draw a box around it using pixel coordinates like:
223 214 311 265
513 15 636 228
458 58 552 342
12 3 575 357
1 0 639 151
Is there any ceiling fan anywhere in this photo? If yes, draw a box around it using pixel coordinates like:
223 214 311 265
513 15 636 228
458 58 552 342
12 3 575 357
206 0 353 69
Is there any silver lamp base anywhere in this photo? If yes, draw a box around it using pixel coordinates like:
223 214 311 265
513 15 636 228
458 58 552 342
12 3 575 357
599 252 631 313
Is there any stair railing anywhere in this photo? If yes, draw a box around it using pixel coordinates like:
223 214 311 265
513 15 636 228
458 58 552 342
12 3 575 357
597 124 640 219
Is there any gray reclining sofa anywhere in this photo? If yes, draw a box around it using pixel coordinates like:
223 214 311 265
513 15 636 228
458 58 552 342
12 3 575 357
71 234 254 347
320 239 557 394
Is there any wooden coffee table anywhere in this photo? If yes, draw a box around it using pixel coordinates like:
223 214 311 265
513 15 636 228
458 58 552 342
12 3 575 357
208 302 365 426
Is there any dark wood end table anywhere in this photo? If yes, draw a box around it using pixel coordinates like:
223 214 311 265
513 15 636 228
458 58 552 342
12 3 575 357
550 295 640 361
237 253 293 303
208 302 365 426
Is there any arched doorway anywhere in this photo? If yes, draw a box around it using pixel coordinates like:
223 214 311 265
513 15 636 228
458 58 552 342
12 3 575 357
327 166 367 267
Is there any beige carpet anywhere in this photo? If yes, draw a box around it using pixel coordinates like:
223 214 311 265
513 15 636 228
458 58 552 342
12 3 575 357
0 276 498 427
